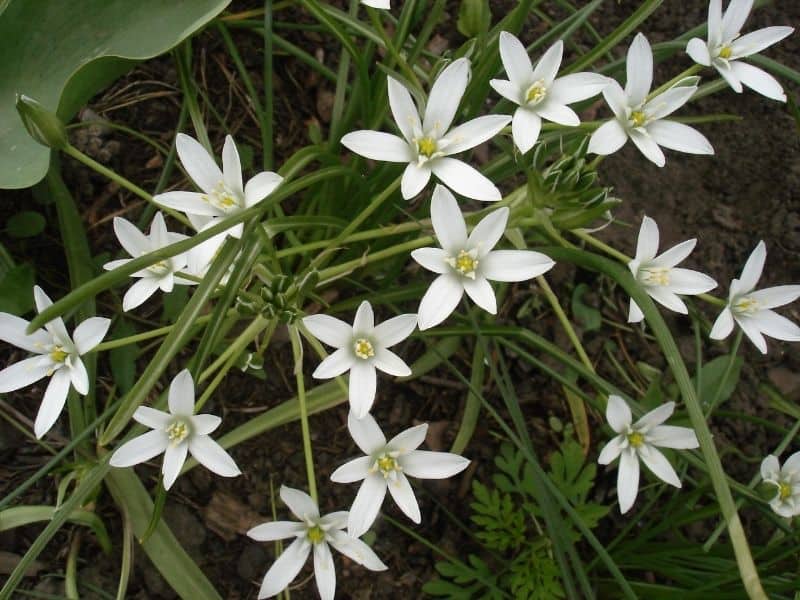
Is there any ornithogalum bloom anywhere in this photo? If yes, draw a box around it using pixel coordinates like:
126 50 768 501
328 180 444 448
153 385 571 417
302 301 417 418
598 395 699 514
341 58 511 201
103 212 195 311
109 369 240 490
760 452 800 518
588 33 714 167
627 215 717 323
709 241 800 353
361 0 389 7
490 33 610 153
411 185 555 330
247 485 387 600
331 412 470 537
0 286 110 438
686 0 793 101
154 133 283 237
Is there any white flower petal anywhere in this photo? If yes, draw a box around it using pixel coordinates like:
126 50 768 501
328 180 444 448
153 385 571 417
645 86 696 121
730 61 786 102
72 317 110 355
373 313 417 347
617 449 641 514
349 361 377 418
281 485 319 521
387 472 421 523
666 268 717 295
113 217 150 257
730 26 794 59
602 80 628 120
133 406 172 430
648 287 688 314
388 77 421 143
168 369 195 416
481 250 554 282
258 537 310 600
686 38 712 66
782 451 800 473
736 315 768 353
715 60 744 93
532 40 563 85
122 278 161 312
423 58 469 134
189 434 241 477
319 511 349 530
536 101 579 127
489 78 522 104
709 307 735 340
442 115 510 156
330 455 372 483
628 298 644 324
353 300 375 334
347 411 387 455
417 274 463 330
760 454 780 481
708 0 723 47
109 429 169 467
548 72 610 104
387 423 428 454
0 355 51 393
34 369 71 438
639 445 681 487
650 237 692 268
646 425 699 449
635 216 659 262
411 247 449 274
34 287 70 344
340 131 412 162
606 395 631 433
467 207 508 254
69 357 89 395
598 437 623 465
373 347 411 377
244 172 283 207
511 107 542 153
753 310 800 342
222 135 243 195
738 240 766 294
313 540 336 600
625 33 653 107
588 119 628 156
401 162 431 199
347 474 387 537
750 285 800 309
498 31 533 87
361 0 391 8
647 121 713 156
154 191 220 217
431 158 501 202
313 348 356 379
328 530 387 571
190 414 221 435
629 129 665 167
430 184 468 253
463 277 497 314
176 133 223 194
721 0 754 43
302 314 352 348
162 442 189 490
634 401 675 432
400 450 469 478
0 314 49 353
247 521 305 542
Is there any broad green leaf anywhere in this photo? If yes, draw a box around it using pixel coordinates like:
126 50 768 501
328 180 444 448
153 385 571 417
6 211 45 238
0 0 230 189
693 354 743 411
0 505 111 552
0 263 35 314
109 319 139 394
570 283 602 332
457 0 491 38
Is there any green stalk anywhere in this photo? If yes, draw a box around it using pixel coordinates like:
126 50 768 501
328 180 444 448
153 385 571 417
65 532 81 599
536 275 594 372
94 311 237 352
289 325 318 502
648 64 703 99
263 0 275 170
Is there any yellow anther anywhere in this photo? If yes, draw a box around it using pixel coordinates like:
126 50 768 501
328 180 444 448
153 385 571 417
354 338 375 360
630 110 647 128
50 346 68 363
719 46 732 59
451 249 478 277
778 481 792 501
201 181 241 211
307 525 325 544
525 80 547 104
733 296 760 315
640 267 670 286
377 454 399 475
627 431 645 448
417 137 437 158
166 420 190 445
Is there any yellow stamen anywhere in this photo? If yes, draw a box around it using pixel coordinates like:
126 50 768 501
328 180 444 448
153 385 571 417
630 110 647 128
627 431 645 448
778 481 792 501
719 46 732 59
417 137 437 158
525 80 547 104
377 454 399 475
307 525 325 544
166 420 189 445
354 338 375 360
452 249 478 277
50 346 68 363
640 267 670 286
733 296 760 315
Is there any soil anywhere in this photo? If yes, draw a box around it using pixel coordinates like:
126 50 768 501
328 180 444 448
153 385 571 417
1 1 798 599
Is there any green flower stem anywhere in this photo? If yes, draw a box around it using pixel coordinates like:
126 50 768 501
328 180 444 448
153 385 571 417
367 7 422 91
61 144 191 228
316 235 434 284
536 274 595 373
648 63 703 100
289 325 318 503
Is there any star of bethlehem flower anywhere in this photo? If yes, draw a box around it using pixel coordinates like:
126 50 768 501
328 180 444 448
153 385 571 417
598 395 699 514
109 369 240 490
490 33 610 153
686 0 793 101
247 485 387 600
627 215 717 323
411 185 555 330
0 286 110 438
709 240 800 353
153 133 283 238
103 212 196 311
331 412 470 537
760 452 800 518
302 301 417 418
361 0 389 8
588 33 714 167
341 58 511 201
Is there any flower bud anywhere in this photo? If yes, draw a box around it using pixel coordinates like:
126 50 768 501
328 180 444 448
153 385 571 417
755 481 779 502
15 94 67 149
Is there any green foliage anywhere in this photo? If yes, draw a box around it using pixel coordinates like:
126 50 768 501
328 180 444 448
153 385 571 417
457 0 491 39
6 210 46 238
571 283 602 332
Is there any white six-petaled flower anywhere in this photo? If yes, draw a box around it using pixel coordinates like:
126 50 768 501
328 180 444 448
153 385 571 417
627 215 717 323
109 369 240 490
490 33 610 153
686 0 794 101
760 452 800 518
302 301 417 418
588 33 714 167
341 58 511 201
154 133 283 237
331 412 469 537
411 185 555 330
0 286 110 438
103 212 195 311
247 485 387 600
598 395 699 514
709 240 800 353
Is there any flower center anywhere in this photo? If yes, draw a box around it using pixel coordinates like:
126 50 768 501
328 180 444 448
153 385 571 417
627 431 645 448
630 110 647 128
718 45 732 59
778 480 792 501
307 525 325 544
353 338 375 360
733 296 760 316
50 346 68 363
148 259 170 276
166 420 190 445
417 137 437 158
446 249 479 279
525 80 547 105
202 181 241 212
640 267 670 286
375 452 401 478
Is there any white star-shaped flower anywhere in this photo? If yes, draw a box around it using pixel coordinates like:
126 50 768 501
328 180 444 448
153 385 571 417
103 212 196 311
341 58 511 201
490 33 610 153
627 215 717 323
153 133 283 237
760 452 800 518
109 369 240 490
331 412 469 537
686 0 793 101
598 395 699 514
302 301 417 418
411 185 555 330
0 286 110 438
588 33 714 167
709 240 800 353
247 485 387 600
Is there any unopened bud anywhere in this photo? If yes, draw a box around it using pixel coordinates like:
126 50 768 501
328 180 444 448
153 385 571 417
16 94 67 149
